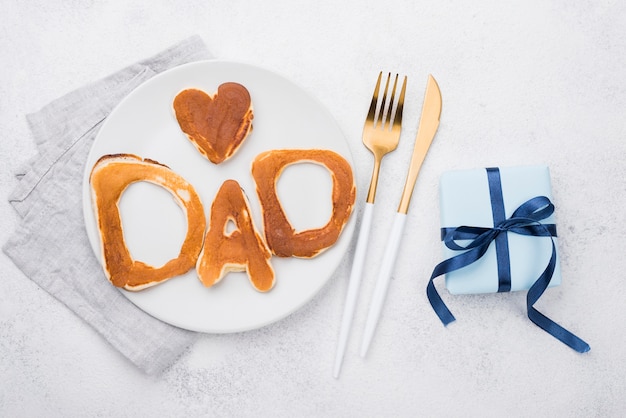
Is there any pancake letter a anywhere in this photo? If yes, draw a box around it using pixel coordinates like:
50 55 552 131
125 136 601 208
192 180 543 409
196 179 275 292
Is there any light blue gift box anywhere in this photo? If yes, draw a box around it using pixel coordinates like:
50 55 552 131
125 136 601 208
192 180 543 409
439 165 562 295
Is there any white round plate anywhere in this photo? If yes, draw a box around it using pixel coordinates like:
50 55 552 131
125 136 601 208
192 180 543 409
82 60 356 333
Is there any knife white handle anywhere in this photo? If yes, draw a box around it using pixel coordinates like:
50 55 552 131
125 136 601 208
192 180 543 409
333 202 375 378
360 211 406 358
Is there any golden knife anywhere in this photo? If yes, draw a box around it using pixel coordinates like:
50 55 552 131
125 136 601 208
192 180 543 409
360 74 442 357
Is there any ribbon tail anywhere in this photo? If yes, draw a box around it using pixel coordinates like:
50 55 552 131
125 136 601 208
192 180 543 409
527 306 591 353
427 244 490 326
427 271 455 325
526 240 591 353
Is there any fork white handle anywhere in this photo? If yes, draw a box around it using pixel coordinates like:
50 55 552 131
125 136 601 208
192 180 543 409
360 211 406 357
332 202 375 378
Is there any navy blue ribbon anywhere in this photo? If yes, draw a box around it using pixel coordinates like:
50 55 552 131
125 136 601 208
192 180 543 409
427 168 590 353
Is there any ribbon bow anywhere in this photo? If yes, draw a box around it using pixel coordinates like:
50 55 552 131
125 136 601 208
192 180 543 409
427 168 590 353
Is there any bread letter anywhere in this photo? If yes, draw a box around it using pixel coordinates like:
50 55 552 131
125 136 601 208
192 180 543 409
89 154 206 291
251 149 356 258
196 179 275 292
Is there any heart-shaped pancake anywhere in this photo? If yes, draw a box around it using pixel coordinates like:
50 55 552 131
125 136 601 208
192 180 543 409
173 82 253 164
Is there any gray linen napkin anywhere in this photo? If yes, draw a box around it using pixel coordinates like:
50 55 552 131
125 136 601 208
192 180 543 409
3 35 212 375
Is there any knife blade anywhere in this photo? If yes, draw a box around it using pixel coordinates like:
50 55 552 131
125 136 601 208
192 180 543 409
397 74 442 214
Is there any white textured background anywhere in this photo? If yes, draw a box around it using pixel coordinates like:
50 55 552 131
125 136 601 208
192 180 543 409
2 1 625 416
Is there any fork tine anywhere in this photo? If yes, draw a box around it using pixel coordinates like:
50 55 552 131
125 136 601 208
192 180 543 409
384 74 399 128
366 72 382 122
393 76 408 126
378 73 391 127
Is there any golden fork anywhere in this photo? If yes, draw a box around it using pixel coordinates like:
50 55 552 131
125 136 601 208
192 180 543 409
333 72 407 378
